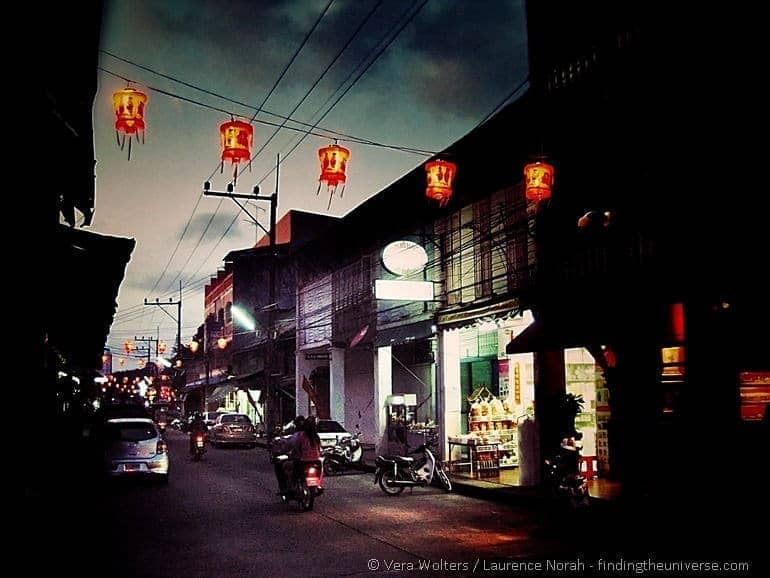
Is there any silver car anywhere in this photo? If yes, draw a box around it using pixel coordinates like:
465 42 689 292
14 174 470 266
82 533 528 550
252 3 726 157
104 418 169 482
208 413 257 448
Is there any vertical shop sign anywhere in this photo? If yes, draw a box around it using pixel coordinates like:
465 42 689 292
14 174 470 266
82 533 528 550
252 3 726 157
513 362 521 404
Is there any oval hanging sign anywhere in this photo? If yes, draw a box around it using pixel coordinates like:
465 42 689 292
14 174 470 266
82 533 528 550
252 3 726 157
382 240 428 276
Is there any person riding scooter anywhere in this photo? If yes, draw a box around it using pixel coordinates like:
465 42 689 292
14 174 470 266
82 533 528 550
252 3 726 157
269 415 305 496
188 412 208 456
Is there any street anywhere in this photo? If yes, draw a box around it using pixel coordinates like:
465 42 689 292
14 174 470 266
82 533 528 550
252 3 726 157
25 429 763 578
97 430 592 577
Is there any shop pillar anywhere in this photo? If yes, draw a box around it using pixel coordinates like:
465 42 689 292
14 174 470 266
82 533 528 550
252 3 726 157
374 345 393 455
330 347 346 423
438 329 462 461
533 348 566 471
606 338 658 494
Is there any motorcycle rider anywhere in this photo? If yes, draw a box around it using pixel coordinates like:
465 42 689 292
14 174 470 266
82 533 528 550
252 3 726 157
188 412 208 456
292 416 323 494
270 415 305 496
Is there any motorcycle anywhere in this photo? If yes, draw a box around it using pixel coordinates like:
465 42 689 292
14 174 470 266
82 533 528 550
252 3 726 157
274 455 324 511
322 432 363 475
543 435 590 508
191 433 206 461
374 435 452 494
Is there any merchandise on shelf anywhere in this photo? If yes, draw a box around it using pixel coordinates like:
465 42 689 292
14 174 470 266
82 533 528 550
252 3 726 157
465 385 519 467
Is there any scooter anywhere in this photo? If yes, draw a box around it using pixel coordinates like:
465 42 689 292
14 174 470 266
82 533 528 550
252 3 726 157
374 435 452 494
274 455 325 511
191 433 206 461
543 435 590 508
322 432 363 475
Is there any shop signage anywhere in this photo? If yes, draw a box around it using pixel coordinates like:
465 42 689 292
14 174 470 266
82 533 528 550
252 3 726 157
375 279 434 301
381 240 428 276
304 353 330 360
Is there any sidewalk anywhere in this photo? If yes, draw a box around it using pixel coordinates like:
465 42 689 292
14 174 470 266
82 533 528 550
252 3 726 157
356 443 620 508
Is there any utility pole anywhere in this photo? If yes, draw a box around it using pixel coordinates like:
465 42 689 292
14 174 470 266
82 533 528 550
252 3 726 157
203 154 279 431
133 335 159 372
144 282 182 355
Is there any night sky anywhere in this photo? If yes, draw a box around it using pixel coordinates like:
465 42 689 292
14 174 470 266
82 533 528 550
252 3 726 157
94 0 529 363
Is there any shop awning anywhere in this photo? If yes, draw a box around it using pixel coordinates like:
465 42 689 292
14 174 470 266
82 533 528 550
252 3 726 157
506 316 608 354
208 385 236 404
375 319 435 347
235 370 264 388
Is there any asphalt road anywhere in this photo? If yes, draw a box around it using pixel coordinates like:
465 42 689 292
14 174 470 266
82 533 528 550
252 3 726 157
25 429 764 577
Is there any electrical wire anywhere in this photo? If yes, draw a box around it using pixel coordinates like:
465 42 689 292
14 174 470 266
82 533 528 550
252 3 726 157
256 0 431 187
236 0 387 182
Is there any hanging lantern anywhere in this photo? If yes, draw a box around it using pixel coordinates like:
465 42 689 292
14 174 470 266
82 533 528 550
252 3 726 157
158 341 167 355
217 336 228 350
123 341 135 355
118 358 125 367
523 160 555 202
112 87 147 160
220 119 254 185
425 159 456 207
317 143 350 209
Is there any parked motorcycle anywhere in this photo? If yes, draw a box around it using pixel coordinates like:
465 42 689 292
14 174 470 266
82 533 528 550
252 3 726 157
191 433 206 461
274 455 324 511
543 435 590 508
374 435 452 494
322 432 363 475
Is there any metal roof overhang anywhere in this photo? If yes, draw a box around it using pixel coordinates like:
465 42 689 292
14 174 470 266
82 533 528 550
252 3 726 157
375 319 435 347
436 297 520 331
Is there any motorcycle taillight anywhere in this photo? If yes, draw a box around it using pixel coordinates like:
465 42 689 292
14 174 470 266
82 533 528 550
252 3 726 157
156 440 167 454
306 466 322 487
196 436 205 447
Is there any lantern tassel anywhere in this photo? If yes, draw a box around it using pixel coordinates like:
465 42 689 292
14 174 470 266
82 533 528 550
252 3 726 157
233 164 238 186
316 182 322 196
127 136 132 161
339 183 346 199
115 131 121 148
327 187 334 210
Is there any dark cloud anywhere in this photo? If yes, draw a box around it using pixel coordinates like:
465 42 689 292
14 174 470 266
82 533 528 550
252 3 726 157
104 1 527 121
392 0 529 118
182 211 253 243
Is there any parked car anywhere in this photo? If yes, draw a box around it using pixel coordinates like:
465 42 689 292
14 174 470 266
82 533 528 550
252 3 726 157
317 419 357 450
208 413 257 448
103 418 169 483
203 411 222 429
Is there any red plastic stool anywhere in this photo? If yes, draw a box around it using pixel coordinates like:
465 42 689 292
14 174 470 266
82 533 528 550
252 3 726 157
579 456 599 479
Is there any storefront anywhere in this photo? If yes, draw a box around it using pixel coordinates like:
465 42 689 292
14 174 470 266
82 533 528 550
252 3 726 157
440 310 610 487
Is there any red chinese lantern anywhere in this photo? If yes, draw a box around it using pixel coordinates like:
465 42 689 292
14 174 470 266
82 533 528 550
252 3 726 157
112 87 148 160
425 159 456 207
220 119 254 184
523 161 555 202
317 143 350 209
